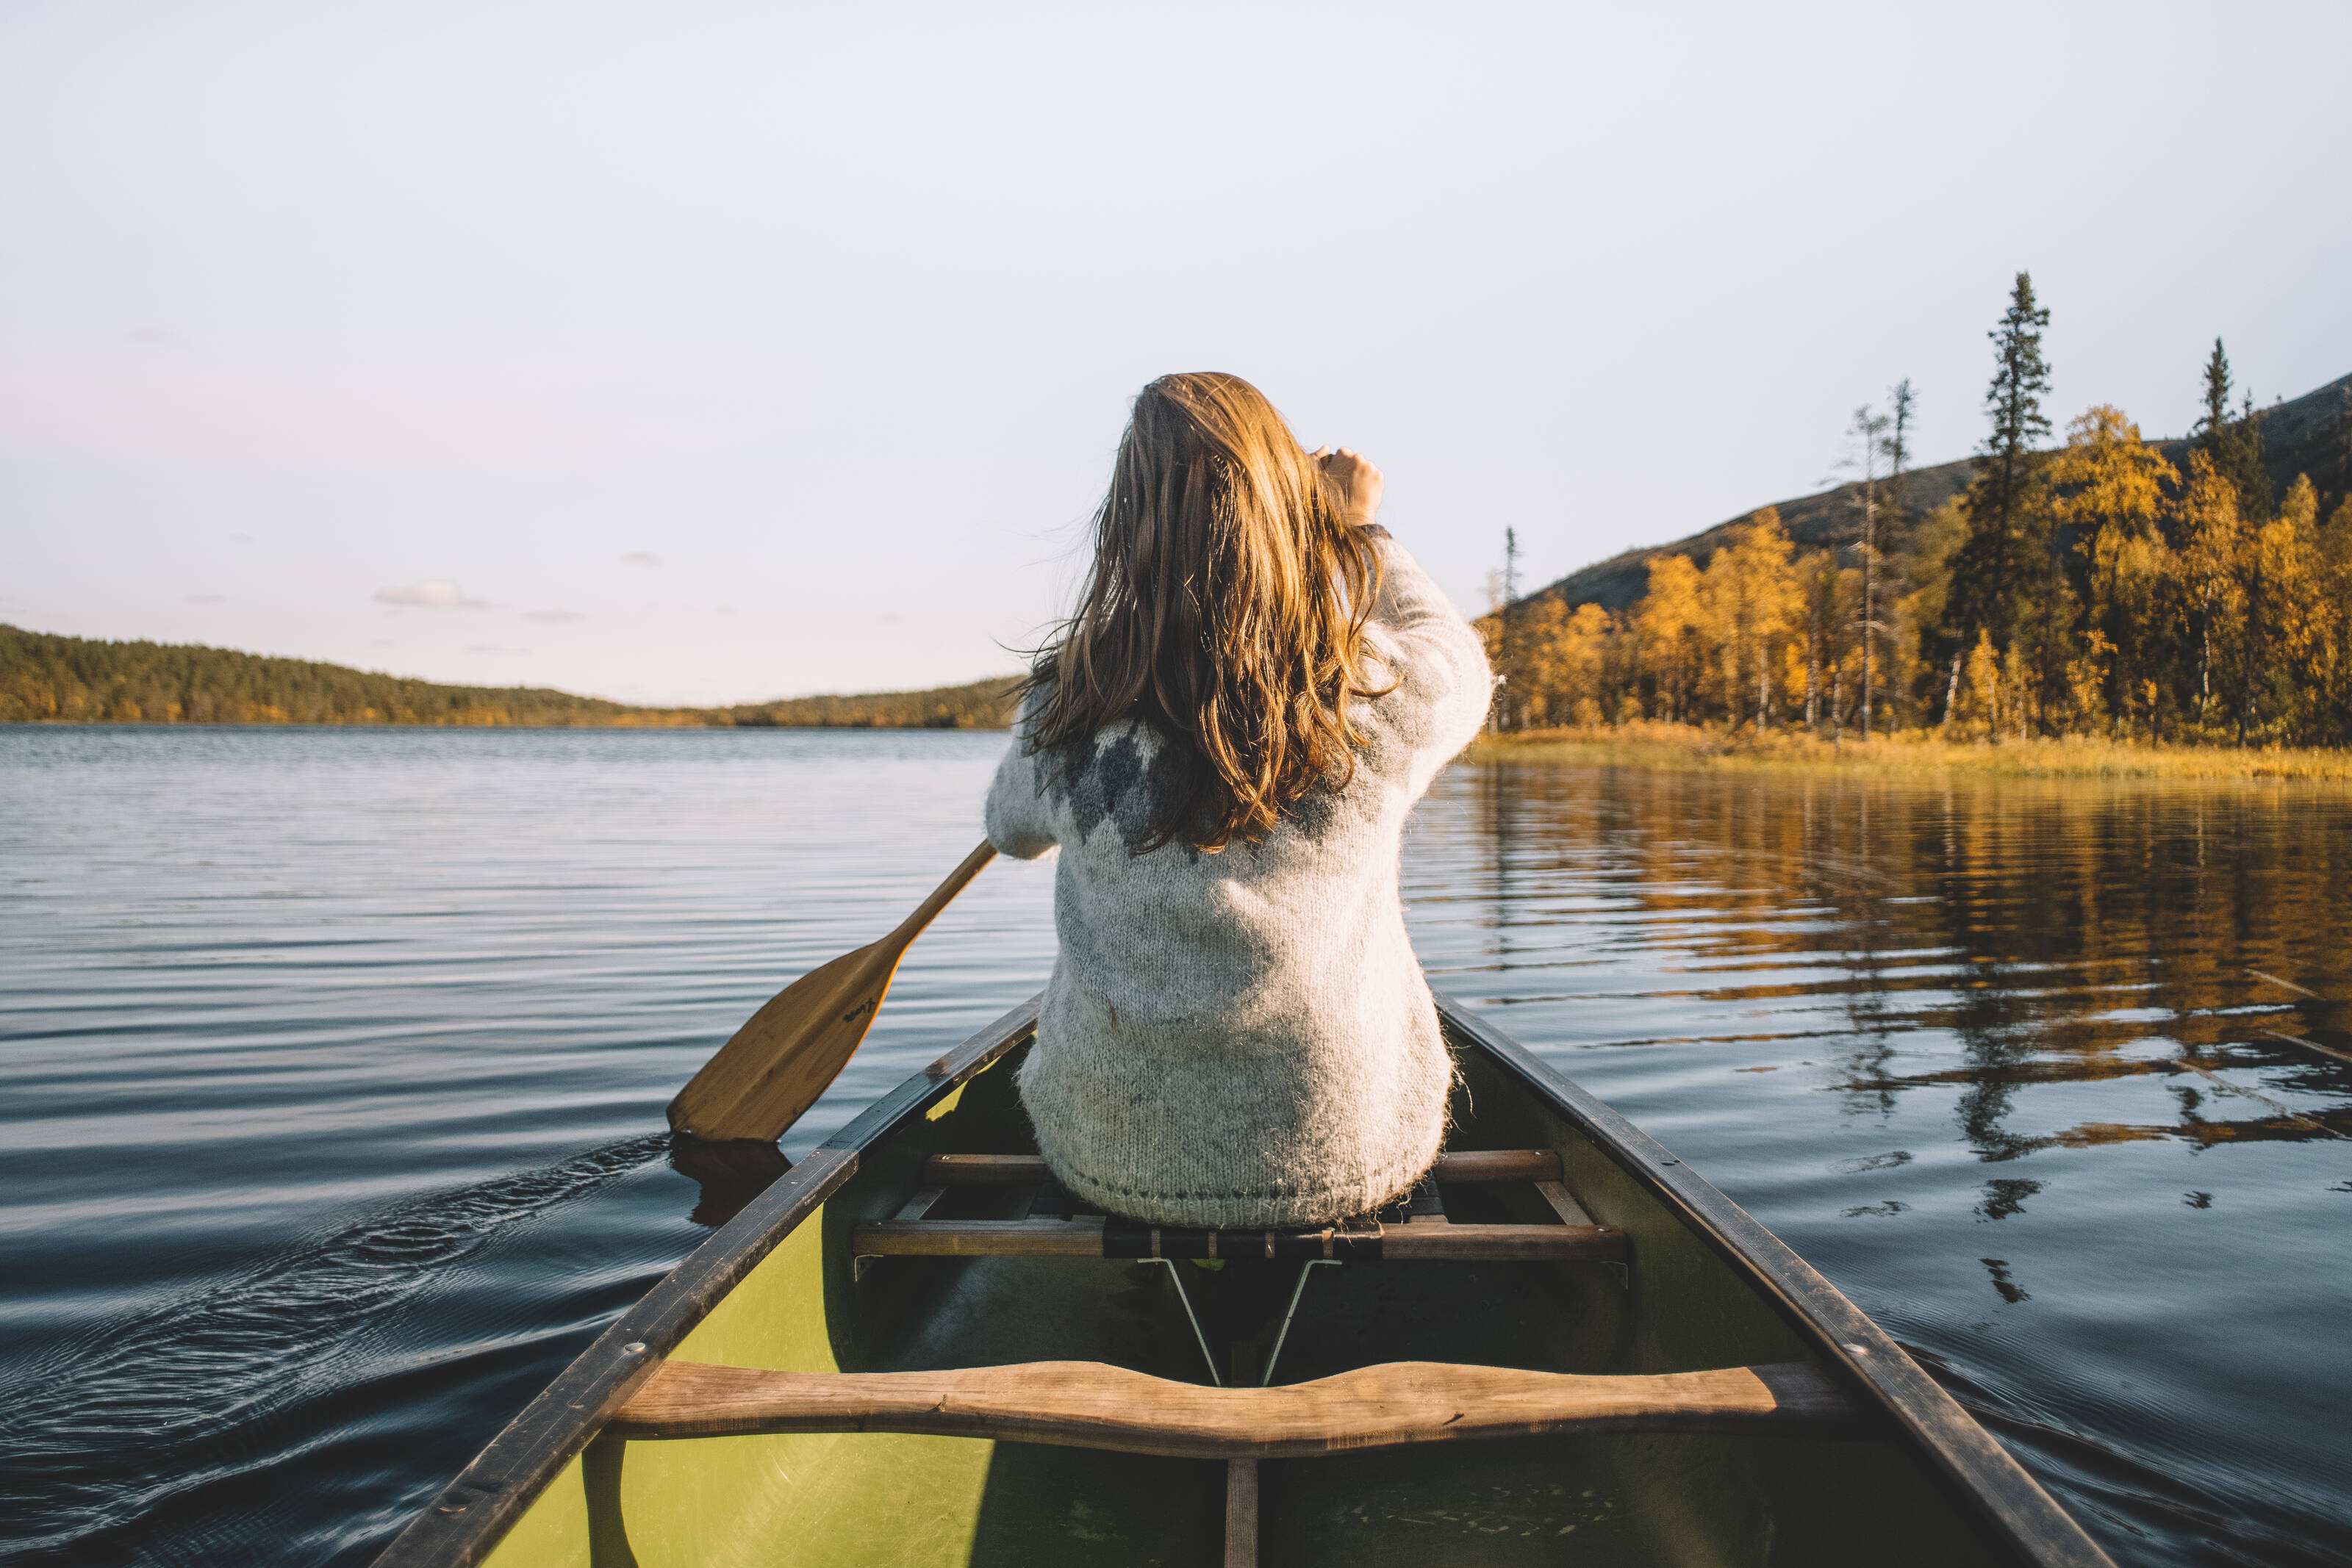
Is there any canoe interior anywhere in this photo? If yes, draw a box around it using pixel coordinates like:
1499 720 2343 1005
480 1027 2012 1567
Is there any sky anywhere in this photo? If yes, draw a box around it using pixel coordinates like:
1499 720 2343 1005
3 1 2346 707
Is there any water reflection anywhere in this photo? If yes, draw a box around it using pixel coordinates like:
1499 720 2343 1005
1431 763 2351 1153
667 1135 792 1229
1404 760 2352 1566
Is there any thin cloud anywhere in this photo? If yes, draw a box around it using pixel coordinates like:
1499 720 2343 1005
465 642 529 655
125 326 184 350
375 579 489 608
186 594 227 603
622 551 661 567
523 608 586 622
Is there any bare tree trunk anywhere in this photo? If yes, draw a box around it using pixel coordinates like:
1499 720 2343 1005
1943 648 1963 730
2200 622 2212 722
1861 480 1875 741
1807 603 1820 730
2012 646 2026 743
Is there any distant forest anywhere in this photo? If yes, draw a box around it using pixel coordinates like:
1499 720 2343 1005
725 679 1018 730
0 626 1019 730
1488 278 2352 747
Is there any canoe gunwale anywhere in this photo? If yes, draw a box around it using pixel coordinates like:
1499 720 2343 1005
367 996 1041 1568
1433 990 2116 1568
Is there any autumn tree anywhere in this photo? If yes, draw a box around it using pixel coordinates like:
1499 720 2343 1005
1798 547 1839 730
2175 450 2256 739
2047 406 2171 730
2313 480 2352 740
1697 510 1800 730
1955 629 2004 738
2251 475 2344 743
1636 553 1705 723
1555 603 1614 727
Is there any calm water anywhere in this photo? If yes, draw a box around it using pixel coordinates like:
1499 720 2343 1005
1 729 2347 1567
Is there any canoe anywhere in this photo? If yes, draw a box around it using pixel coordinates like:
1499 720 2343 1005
374 994 2115 1568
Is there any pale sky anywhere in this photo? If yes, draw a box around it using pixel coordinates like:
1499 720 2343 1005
4 1 2345 706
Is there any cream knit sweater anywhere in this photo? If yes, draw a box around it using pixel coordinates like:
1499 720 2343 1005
983 534 1492 1228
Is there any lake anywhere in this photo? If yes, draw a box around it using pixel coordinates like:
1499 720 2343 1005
2 727 2347 1566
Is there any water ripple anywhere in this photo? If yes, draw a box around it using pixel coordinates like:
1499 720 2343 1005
4 730 2349 1565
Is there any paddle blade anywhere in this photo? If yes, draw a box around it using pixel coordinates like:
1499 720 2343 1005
665 939 903 1142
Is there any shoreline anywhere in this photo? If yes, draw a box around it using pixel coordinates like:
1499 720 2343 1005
1467 722 2352 783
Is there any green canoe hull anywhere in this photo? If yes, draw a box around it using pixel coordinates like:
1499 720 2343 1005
376 996 2112 1568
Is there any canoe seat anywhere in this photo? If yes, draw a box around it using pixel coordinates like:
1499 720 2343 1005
606 1358 1863 1457
853 1148 1629 1265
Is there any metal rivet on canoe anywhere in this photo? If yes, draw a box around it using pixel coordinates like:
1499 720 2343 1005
437 1505 466 1514
623 1342 648 1355
1845 1344 1871 1355
1659 1158 1679 1165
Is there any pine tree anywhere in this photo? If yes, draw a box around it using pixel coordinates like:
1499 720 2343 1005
2195 339 2273 525
1981 273 2054 518
1944 273 2054 691
2196 339 2232 443
1885 378 1916 519
2225 392 2273 525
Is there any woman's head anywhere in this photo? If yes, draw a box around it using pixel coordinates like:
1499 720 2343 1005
1024 372 1387 852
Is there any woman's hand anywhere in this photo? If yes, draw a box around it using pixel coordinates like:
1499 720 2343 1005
1311 446 1384 528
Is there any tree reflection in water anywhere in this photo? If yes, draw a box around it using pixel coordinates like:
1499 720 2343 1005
1423 763 2351 1151
1403 760 2352 1567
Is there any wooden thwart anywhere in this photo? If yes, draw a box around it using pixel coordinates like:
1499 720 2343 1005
609 1358 1861 1456
922 1148 1564 1187
850 1215 1626 1263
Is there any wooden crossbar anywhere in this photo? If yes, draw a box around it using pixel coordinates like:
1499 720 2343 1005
922 1148 1563 1187
850 1216 1627 1263
607 1359 1861 1456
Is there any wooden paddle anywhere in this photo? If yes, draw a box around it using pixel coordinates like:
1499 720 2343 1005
666 840 999 1143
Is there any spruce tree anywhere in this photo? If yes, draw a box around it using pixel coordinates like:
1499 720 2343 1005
2225 392 2273 525
1885 378 1916 519
2197 339 2231 443
2195 339 2273 524
1944 273 2053 681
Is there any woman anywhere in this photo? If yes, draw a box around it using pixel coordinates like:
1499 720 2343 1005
985 373 1491 1229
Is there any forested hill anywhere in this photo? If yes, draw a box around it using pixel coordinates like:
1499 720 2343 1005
0 625 1019 728
724 679 1019 729
1532 370 2352 613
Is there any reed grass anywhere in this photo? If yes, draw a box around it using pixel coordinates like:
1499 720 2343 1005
1467 721 2352 783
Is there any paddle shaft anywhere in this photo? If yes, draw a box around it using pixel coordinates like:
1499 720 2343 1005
889 838 999 949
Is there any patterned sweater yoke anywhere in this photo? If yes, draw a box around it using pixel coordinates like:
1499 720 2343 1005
983 535 1493 1228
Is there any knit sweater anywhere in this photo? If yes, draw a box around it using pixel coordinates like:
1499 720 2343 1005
983 534 1492 1228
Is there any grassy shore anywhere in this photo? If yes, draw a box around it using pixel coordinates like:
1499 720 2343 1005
1468 721 2352 783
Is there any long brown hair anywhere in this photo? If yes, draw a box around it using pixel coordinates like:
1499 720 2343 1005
1022 372 1388 852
